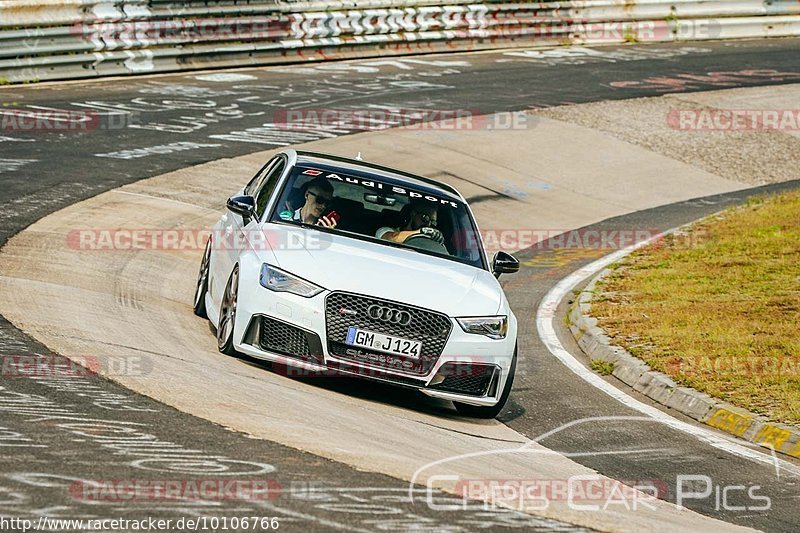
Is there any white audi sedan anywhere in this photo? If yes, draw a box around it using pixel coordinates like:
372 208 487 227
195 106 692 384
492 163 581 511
193 150 520 418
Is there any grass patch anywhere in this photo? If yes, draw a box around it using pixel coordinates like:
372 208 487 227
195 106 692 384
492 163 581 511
593 190 800 426
591 359 616 376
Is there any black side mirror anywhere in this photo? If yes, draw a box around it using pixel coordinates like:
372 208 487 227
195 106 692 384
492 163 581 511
226 195 256 223
492 251 519 278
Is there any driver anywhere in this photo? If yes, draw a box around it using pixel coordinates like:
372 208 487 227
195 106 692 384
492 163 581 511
291 177 338 228
376 200 444 244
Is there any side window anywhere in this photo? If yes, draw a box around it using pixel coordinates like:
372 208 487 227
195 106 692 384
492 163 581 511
254 159 286 219
244 157 277 196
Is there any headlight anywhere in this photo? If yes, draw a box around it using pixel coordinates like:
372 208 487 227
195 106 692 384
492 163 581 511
259 264 324 298
456 316 508 339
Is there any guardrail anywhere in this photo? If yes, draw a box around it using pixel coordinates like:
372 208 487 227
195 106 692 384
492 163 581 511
1 1 799 83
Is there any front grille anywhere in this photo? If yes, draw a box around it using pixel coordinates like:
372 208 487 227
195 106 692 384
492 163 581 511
325 292 452 375
429 363 497 396
259 316 322 363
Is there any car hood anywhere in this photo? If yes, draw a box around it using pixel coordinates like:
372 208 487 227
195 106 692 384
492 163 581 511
261 224 502 317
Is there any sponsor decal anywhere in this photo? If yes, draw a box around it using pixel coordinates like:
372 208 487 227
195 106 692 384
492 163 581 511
299 168 460 208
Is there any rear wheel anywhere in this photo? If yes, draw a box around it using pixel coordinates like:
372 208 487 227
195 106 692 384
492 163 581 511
454 348 517 419
217 266 240 356
192 238 212 318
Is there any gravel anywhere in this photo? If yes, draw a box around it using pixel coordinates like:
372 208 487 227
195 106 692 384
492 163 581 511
534 86 800 185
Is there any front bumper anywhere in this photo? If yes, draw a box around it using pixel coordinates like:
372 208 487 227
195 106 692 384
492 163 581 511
232 272 517 407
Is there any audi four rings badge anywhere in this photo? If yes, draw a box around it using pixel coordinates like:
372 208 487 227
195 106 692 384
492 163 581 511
367 305 412 326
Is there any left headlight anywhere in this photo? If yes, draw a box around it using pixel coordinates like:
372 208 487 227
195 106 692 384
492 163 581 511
456 316 508 340
259 264 324 298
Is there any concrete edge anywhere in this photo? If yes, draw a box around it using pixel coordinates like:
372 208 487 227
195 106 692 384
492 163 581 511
568 268 800 460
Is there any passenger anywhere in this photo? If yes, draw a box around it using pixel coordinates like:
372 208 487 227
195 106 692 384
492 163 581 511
292 177 338 228
376 200 443 244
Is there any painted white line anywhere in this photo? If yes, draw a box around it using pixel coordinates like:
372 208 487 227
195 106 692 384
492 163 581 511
536 231 800 478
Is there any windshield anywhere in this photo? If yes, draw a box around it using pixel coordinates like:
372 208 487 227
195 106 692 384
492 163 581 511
269 166 486 269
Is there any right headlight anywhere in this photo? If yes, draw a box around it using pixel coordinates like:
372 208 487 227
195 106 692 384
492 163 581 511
259 264 324 298
456 316 508 340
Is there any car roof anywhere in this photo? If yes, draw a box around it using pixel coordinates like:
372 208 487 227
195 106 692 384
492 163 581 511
292 150 465 203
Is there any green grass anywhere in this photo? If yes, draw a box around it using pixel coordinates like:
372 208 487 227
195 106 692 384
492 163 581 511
591 359 616 376
593 190 800 426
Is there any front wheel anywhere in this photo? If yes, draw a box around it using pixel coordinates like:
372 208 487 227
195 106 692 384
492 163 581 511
454 348 517 419
193 238 212 318
217 266 240 356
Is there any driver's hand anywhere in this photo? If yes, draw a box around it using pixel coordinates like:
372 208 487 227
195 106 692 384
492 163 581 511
420 227 444 243
318 215 338 228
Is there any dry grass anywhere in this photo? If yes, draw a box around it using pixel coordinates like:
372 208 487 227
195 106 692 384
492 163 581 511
593 191 800 427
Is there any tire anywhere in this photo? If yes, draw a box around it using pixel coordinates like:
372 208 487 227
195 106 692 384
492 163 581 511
454 347 517 419
193 238 212 318
217 265 240 356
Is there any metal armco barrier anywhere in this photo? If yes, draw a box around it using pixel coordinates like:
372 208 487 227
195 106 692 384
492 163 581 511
1 0 799 83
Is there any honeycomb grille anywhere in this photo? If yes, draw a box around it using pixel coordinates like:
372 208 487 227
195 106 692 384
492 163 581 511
429 363 497 396
325 292 452 375
259 316 312 359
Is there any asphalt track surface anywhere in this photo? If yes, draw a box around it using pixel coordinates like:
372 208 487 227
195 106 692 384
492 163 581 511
1 39 800 531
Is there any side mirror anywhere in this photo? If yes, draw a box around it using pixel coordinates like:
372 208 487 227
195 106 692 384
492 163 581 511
226 195 256 223
492 251 519 278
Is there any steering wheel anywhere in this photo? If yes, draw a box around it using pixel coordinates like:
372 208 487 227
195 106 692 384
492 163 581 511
402 227 448 253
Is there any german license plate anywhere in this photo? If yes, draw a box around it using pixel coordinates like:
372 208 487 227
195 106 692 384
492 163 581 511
346 327 422 359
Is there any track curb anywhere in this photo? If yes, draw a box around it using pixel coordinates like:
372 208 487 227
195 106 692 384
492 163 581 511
568 268 800 460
